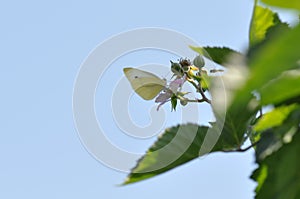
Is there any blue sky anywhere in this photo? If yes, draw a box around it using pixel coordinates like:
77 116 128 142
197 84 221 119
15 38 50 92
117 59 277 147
2 0 295 198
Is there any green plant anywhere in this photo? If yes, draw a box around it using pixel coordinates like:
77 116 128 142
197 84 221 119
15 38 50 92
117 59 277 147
123 1 300 198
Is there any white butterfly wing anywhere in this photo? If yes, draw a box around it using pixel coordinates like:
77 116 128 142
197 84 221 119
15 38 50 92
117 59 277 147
123 67 166 100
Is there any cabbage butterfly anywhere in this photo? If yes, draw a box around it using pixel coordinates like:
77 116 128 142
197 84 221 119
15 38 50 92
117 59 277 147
123 67 166 100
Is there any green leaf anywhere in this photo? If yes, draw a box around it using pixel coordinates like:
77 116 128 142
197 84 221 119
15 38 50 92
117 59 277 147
122 124 224 185
210 70 260 149
215 95 259 148
200 73 210 90
252 101 300 198
248 23 300 91
251 164 268 193
171 95 177 111
211 24 300 150
248 11 290 60
255 105 300 160
259 70 300 105
189 46 244 67
248 2 291 62
254 104 298 132
249 5 276 46
252 131 300 199
261 0 300 10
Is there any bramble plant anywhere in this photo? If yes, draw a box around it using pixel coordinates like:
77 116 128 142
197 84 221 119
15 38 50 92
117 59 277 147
122 0 300 198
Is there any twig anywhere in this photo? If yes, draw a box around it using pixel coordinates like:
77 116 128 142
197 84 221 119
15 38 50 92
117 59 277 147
187 79 211 104
221 141 259 153
198 86 211 104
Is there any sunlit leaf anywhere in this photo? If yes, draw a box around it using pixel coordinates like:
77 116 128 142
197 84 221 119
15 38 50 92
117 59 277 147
249 5 276 46
254 104 298 132
262 0 300 10
248 3 290 60
255 106 300 160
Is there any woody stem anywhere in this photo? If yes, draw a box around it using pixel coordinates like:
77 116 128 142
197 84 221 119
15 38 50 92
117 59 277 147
188 80 211 104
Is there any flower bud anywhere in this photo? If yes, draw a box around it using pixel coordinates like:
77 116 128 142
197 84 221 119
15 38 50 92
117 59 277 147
180 98 188 106
193 55 205 68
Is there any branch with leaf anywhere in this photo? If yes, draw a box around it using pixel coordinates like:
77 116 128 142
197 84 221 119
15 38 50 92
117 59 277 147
121 1 300 198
